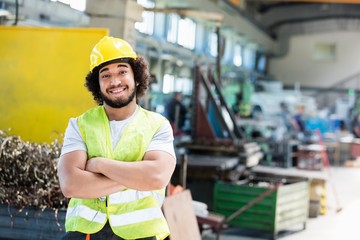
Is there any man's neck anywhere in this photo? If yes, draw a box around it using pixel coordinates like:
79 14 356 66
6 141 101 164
104 102 137 121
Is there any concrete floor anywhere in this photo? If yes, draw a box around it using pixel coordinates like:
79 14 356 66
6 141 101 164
201 166 360 240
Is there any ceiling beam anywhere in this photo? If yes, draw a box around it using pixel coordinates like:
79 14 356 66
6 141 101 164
143 7 224 25
250 0 360 3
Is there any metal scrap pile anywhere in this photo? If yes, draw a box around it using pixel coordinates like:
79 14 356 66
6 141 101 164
0 130 67 210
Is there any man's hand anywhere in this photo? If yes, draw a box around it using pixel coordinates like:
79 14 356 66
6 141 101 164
86 157 102 173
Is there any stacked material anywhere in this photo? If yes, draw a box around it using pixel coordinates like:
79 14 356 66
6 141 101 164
0 130 67 210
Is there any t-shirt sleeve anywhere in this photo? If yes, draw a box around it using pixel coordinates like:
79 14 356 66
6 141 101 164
60 118 87 157
147 120 176 159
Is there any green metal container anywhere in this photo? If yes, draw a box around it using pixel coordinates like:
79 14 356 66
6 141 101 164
213 178 309 239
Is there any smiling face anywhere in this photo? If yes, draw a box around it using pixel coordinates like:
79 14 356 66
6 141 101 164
98 62 137 108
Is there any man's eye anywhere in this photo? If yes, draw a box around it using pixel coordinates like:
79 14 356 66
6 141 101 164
101 74 110 79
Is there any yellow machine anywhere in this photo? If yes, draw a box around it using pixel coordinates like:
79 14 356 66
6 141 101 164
0 26 108 143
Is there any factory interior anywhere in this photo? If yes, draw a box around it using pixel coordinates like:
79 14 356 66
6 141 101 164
1 0 360 239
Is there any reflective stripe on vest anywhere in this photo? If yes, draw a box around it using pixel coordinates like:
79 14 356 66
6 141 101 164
109 207 164 227
66 106 170 239
66 205 107 224
109 189 165 205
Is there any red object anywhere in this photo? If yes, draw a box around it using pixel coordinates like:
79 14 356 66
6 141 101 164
350 142 360 159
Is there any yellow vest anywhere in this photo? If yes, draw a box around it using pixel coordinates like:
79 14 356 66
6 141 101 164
65 106 170 240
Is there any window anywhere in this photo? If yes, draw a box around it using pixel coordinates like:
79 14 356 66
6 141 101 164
209 32 218 57
167 14 196 49
313 43 336 61
162 74 175 94
243 46 256 70
162 74 192 95
256 53 267 73
174 77 192 95
178 18 196 49
52 0 86 11
167 14 179 44
233 44 242 67
135 0 155 35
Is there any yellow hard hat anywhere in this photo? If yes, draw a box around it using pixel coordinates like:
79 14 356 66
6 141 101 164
89 36 137 71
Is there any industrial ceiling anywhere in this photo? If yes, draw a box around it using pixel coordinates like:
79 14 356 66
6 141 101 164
244 0 360 38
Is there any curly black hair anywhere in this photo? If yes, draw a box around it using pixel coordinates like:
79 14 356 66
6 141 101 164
85 56 150 105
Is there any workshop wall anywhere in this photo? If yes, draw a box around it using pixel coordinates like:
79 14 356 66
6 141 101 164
269 31 360 89
0 26 107 143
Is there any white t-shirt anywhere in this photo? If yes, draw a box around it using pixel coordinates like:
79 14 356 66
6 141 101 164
60 106 176 159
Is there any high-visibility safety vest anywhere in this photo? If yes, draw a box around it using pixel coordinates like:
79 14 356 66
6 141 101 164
65 106 170 240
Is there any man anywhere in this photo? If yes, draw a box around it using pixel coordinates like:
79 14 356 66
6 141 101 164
57 36 176 240
293 104 306 133
279 102 295 133
164 92 187 135
353 114 360 138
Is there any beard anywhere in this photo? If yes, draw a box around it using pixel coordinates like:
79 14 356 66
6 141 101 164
101 86 136 108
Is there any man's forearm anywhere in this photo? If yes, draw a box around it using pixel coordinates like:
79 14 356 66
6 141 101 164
85 152 176 191
59 167 125 199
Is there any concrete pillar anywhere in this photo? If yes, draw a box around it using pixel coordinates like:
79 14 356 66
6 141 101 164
85 0 142 47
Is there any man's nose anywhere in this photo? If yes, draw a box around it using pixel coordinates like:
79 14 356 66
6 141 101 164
110 75 121 85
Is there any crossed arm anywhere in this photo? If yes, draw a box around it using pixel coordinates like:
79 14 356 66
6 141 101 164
57 150 176 199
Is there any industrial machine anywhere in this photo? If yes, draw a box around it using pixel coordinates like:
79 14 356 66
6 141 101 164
179 64 263 166
174 64 309 239
174 64 263 202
